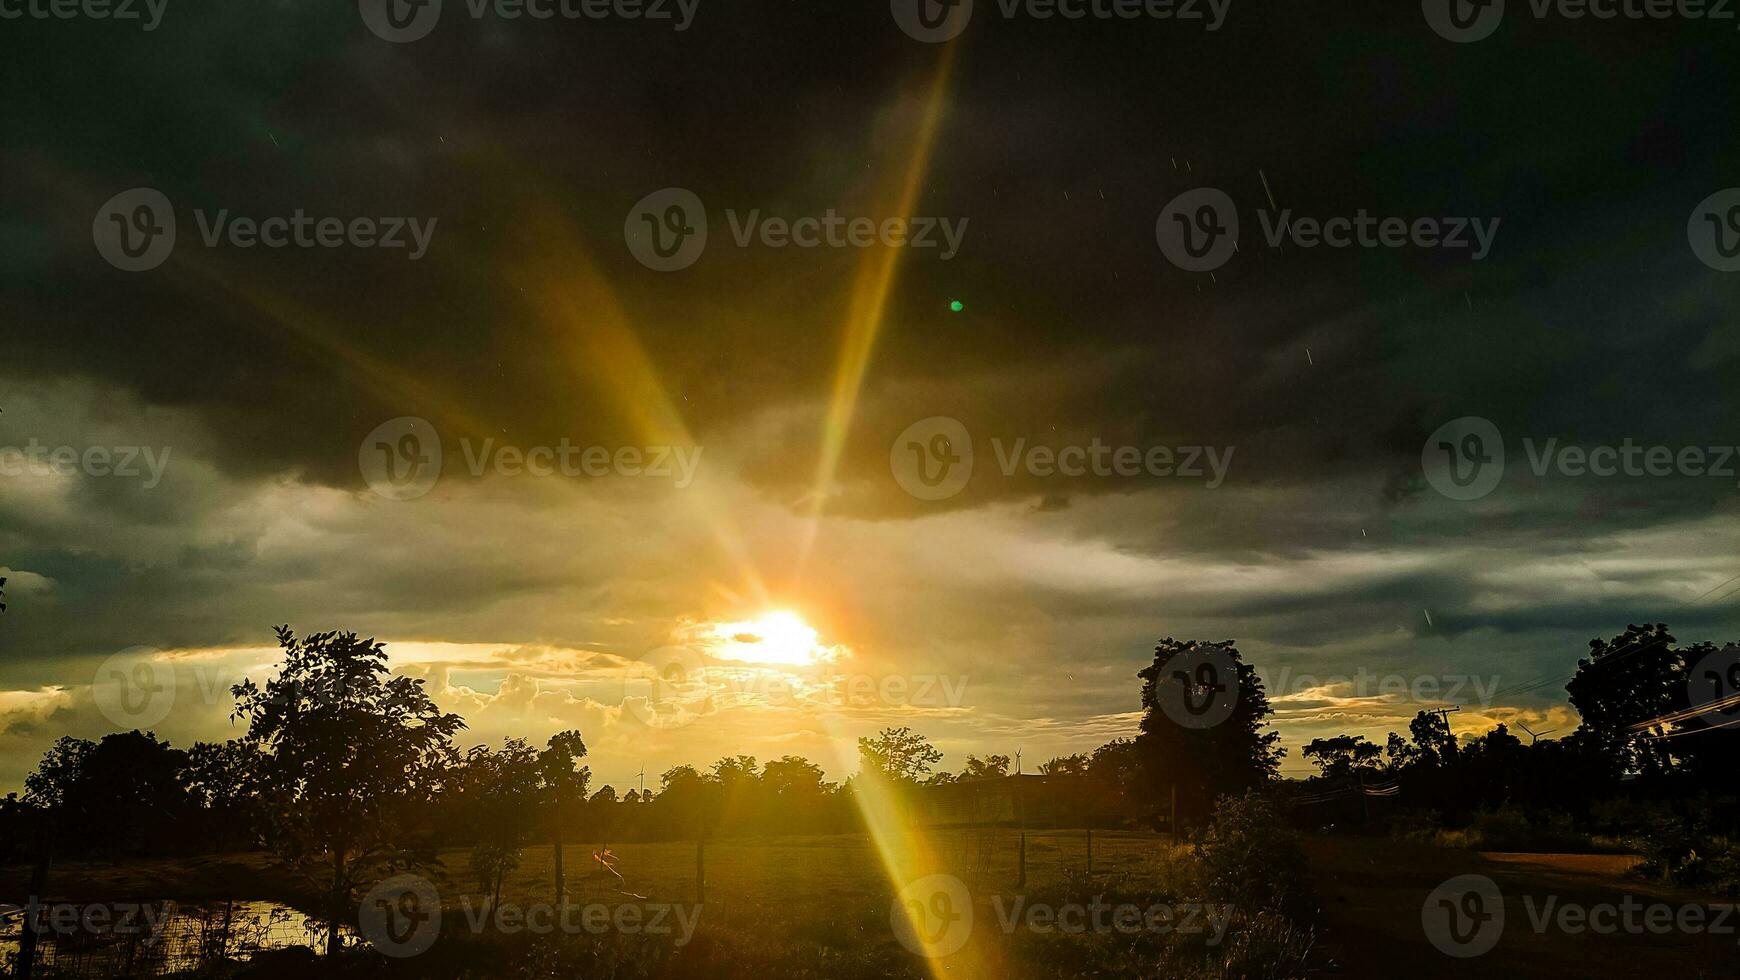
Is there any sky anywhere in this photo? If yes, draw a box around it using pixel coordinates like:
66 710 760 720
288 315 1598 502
3 1 1740 792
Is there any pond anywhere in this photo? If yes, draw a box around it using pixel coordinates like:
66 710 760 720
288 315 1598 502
0 899 350 977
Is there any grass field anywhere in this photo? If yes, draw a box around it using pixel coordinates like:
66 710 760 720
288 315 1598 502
8 831 1203 978
19 832 1737 979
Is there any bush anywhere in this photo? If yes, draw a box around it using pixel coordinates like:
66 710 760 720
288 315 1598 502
1193 791 1312 921
1633 817 1740 896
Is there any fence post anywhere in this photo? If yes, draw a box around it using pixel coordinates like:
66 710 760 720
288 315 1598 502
1085 828 1093 876
1170 784 1179 845
1015 833 1027 889
695 840 706 906
18 822 52 980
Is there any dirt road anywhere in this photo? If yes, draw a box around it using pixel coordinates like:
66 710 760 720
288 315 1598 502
1305 838 1736 978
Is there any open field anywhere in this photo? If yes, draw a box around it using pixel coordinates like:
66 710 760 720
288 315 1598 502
11 833 1738 977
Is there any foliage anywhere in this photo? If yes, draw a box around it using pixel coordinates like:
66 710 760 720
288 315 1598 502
1301 736 1382 779
230 625 466 952
857 726 943 785
1193 790 1311 921
1135 639 1283 823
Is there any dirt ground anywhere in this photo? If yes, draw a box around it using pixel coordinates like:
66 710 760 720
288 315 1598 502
1305 837 1738 978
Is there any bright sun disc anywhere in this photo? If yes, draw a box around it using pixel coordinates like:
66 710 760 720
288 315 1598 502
710 610 826 666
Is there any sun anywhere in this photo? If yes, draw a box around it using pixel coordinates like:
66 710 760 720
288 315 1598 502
708 610 831 666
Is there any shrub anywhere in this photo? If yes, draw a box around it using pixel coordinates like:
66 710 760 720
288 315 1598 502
1193 790 1312 921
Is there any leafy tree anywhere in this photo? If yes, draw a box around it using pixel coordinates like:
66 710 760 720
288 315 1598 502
1302 735 1383 779
536 731 589 902
957 753 1011 781
762 755 828 798
230 626 465 955
1134 638 1282 823
1038 753 1090 776
22 736 94 810
1408 709 1460 768
858 726 943 785
24 732 190 854
182 739 264 850
461 739 542 911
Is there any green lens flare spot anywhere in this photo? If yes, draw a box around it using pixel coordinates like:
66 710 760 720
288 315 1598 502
949 300 965 312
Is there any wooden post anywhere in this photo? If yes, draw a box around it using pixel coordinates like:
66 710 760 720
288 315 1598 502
1015 833 1027 888
1085 828 1093 876
551 788 566 905
1169 784 1179 844
17 826 52 980
695 840 706 906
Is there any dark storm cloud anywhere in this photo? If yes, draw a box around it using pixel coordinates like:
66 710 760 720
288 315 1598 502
2 1 1736 509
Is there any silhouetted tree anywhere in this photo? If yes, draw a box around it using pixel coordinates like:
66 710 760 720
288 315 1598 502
1302 735 1383 779
1038 753 1090 776
461 739 542 911
1134 638 1282 823
858 727 943 785
230 626 465 955
537 730 589 903
24 731 190 854
956 754 1011 781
